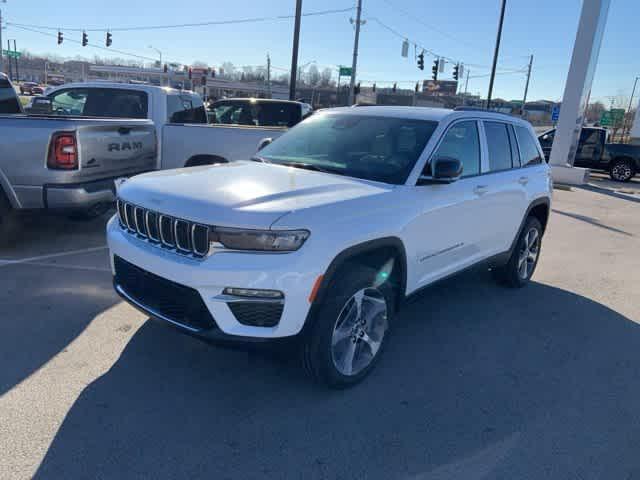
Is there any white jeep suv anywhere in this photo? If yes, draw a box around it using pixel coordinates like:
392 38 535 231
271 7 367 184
108 106 552 387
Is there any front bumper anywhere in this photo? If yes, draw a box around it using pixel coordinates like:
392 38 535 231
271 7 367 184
107 216 320 339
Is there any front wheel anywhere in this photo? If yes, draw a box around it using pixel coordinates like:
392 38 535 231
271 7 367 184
609 158 636 182
493 216 543 288
302 263 395 388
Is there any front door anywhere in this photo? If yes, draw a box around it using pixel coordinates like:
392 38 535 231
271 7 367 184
404 120 487 290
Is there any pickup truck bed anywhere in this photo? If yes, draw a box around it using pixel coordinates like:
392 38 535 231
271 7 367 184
0 115 156 211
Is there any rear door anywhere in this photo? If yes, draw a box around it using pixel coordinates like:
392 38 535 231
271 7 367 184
574 128 605 167
477 120 529 255
74 120 157 179
538 129 555 161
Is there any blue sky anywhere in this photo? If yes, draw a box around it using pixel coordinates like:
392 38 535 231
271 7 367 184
3 0 638 104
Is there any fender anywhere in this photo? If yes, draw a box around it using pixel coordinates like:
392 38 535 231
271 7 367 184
301 237 408 335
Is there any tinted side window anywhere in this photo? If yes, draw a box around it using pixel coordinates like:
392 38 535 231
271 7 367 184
257 103 300 127
484 121 513 171
515 126 543 166
49 88 148 118
580 129 601 146
167 95 207 124
0 86 22 114
432 120 480 177
507 124 521 166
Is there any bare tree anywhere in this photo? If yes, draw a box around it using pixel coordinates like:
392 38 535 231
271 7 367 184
320 67 334 87
307 64 321 86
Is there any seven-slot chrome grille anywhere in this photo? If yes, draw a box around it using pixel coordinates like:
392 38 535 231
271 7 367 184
117 199 210 258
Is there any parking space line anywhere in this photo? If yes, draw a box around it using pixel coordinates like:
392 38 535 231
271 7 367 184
17 261 112 273
0 246 108 267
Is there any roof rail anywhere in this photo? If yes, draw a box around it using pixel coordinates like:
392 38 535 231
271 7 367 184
454 106 519 119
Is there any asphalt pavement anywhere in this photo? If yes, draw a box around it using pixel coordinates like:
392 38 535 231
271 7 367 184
1 174 639 480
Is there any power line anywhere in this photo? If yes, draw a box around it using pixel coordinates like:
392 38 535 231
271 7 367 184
7 7 354 33
10 24 160 62
367 15 525 72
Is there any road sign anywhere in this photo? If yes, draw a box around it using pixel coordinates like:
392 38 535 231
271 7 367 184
610 108 625 124
600 109 625 127
600 111 612 126
338 67 352 77
551 105 560 122
2 50 21 59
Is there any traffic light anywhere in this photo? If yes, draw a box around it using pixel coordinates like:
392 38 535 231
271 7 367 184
432 59 439 81
354 82 361 95
211 68 216 78
163 64 168 73
453 63 459 81
372 83 376 93
57 31 63 45
82 31 88 47
415 82 419 93
106 32 112 47
201 76 207 87
392 82 397 93
188 68 192 80
417 52 424 71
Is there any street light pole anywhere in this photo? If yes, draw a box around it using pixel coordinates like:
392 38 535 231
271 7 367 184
148 45 163 85
486 0 507 109
289 0 302 100
521 54 534 117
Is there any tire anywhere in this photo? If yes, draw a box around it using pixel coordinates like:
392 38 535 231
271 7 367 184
302 262 396 388
0 191 19 248
493 216 543 288
609 158 636 182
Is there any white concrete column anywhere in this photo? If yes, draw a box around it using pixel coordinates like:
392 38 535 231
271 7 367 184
549 0 611 184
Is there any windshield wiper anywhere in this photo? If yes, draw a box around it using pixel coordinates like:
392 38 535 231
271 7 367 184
250 155 271 164
277 161 343 175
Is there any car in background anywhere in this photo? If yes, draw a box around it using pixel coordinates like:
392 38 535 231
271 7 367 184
207 98 312 128
19 81 39 95
31 85 44 95
0 74 157 245
539 126 640 182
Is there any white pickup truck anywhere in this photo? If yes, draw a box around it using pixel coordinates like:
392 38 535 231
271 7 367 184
38 83 310 170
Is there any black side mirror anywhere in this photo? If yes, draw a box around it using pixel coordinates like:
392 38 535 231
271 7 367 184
257 137 273 151
418 156 463 185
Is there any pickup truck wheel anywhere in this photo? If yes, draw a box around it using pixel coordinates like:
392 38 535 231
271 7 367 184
493 216 543 288
0 192 18 248
302 263 395 388
609 159 635 182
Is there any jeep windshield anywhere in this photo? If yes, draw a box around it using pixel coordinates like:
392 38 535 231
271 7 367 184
257 113 438 185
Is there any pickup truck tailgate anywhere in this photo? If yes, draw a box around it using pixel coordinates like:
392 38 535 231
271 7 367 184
76 122 156 179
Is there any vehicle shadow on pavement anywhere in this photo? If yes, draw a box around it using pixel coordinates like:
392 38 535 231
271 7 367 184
0 264 117 396
34 269 640 479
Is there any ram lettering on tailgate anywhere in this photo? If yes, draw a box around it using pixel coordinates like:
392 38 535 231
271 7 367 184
108 141 143 152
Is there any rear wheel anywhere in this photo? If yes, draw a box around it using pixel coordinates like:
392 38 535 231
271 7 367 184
302 263 396 388
0 191 19 248
609 158 636 182
493 216 543 288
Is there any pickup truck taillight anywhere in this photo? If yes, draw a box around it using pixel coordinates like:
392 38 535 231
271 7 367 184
47 132 78 170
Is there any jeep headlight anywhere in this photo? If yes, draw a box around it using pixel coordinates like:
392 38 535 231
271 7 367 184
211 227 309 252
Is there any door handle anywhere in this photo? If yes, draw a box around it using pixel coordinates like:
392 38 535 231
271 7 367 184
518 176 529 185
474 185 489 195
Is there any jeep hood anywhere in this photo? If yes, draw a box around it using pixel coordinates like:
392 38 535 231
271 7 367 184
118 161 393 229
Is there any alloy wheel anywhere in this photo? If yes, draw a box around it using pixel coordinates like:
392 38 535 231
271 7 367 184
517 227 540 280
612 162 633 181
330 287 388 376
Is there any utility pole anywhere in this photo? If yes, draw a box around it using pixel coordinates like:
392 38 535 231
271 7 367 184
463 69 470 105
348 0 363 105
6 39 11 80
521 54 533 116
266 53 272 98
289 0 302 100
621 76 639 139
486 0 507 109
13 38 18 81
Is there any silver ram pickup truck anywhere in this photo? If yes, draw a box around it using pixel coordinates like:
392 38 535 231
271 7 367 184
38 82 309 169
0 73 156 245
